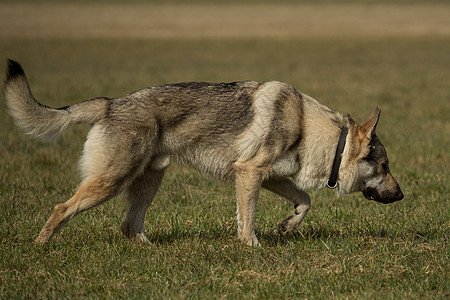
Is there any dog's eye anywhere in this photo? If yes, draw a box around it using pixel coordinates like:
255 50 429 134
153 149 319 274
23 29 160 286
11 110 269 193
381 163 388 171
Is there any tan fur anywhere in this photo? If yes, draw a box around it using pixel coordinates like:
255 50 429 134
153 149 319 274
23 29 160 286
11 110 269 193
4 60 403 246
292 94 345 190
35 178 116 244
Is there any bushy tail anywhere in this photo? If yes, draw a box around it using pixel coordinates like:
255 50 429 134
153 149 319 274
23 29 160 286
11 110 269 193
4 59 109 141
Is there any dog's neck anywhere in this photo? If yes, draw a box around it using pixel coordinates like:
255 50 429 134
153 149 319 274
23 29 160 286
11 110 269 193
292 96 346 191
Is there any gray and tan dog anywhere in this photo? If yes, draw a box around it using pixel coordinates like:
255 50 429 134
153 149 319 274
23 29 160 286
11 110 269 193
4 60 403 246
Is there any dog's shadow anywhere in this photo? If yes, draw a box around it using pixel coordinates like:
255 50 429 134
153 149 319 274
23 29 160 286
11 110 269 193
143 224 397 247
143 221 415 248
146 225 236 246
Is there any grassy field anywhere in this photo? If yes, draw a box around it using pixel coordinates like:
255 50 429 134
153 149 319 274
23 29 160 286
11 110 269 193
1 2 449 299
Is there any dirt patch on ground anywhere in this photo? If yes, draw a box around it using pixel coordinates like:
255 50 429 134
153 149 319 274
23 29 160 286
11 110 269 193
1 3 449 39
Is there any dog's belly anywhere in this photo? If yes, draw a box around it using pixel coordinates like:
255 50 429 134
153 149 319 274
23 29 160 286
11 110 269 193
160 149 300 181
172 147 237 180
155 128 241 180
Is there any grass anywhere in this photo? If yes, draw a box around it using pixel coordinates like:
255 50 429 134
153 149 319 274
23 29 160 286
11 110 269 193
1 3 449 299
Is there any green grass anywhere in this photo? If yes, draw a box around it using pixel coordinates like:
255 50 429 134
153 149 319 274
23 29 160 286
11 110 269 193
1 27 449 300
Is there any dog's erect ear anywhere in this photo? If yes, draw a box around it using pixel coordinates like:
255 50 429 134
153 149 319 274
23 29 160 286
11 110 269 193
358 108 381 140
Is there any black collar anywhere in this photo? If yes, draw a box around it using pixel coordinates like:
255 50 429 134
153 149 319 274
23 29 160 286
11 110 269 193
327 126 349 189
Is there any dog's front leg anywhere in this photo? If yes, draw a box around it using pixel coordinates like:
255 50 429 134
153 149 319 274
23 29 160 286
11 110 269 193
262 178 311 235
234 162 264 247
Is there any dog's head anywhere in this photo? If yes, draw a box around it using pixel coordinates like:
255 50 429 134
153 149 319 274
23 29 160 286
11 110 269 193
346 108 404 204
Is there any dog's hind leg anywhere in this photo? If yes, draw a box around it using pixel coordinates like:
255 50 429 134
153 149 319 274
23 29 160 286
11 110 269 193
35 176 121 244
35 124 158 244
262 178 311 236
121 167 165 243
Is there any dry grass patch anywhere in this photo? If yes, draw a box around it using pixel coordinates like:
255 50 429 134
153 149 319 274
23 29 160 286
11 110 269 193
1 3 449 39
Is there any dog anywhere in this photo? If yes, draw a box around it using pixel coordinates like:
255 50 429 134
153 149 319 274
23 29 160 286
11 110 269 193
4 59 404 246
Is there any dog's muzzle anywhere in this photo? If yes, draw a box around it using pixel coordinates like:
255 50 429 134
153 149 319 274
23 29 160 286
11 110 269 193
363 186 404 204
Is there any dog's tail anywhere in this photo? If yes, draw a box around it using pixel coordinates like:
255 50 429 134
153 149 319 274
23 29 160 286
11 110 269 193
4 59 109 141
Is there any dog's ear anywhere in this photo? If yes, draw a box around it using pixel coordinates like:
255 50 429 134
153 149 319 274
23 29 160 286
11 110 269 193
346 114 358 130
358 107 381 141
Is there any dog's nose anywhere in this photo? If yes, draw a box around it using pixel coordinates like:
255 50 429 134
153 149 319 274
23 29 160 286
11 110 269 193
395 189 404 201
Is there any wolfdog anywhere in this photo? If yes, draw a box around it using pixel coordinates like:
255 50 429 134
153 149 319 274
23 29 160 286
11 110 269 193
4 59 403 246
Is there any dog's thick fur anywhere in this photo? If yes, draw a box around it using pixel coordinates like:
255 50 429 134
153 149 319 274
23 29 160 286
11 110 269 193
4 60 404 246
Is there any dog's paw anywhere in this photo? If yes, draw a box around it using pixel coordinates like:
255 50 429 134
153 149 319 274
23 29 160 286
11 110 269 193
277 217 298 236
277 219 290 236
244 239 261 247
239 233 261 247
132 232 150 244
